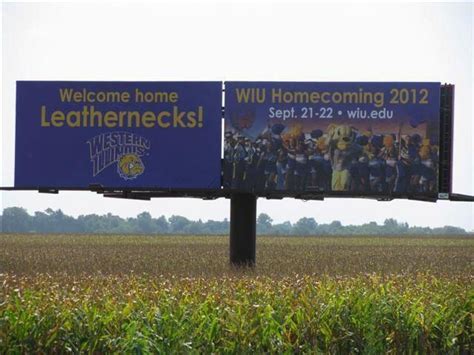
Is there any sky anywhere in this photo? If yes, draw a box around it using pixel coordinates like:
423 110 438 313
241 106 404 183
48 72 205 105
1 1 473 231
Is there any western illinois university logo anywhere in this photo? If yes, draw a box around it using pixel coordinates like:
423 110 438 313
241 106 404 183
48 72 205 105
117 153 144 180
86 132 150 180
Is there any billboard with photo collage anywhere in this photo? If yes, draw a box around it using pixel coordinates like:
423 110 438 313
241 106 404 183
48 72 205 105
224 82 441 196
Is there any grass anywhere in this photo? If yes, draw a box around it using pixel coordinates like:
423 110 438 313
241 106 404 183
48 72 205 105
0 234 473 353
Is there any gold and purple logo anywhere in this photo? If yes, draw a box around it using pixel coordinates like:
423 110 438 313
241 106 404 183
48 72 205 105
86 131 150 180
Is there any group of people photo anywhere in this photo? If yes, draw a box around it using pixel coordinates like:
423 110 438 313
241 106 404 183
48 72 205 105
223 122 439 194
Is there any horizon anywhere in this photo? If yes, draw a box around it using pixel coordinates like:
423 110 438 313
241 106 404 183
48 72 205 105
1 205 472 234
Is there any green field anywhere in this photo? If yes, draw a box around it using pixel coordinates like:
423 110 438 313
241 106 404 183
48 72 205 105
1 234 473 353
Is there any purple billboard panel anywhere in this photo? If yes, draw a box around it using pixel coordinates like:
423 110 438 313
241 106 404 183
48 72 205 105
224 82 440 196
15 81 222 189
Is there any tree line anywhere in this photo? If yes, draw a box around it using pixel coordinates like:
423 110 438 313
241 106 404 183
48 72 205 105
0 207 469 236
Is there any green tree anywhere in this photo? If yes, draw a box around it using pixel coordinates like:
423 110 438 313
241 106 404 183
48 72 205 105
32 211 50 233
257 213 273 234
154 216 169 234
0 207 469 236
169 215 191 234
77 214 107 233
293 217 318 235
136 212 154 234
383 218 399 235
272 221 293 235
2 207 31 232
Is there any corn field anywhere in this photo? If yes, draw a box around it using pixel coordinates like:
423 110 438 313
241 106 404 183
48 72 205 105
1 234 473 353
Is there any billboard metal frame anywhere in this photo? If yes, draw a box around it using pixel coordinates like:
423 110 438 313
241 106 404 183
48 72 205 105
2 84 471 202
2 82 473 266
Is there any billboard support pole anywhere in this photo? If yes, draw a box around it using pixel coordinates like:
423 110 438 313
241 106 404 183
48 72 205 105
230 193 257 266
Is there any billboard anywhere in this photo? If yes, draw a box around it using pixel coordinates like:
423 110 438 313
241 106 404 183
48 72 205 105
15 81 222 189
224 82 441 196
